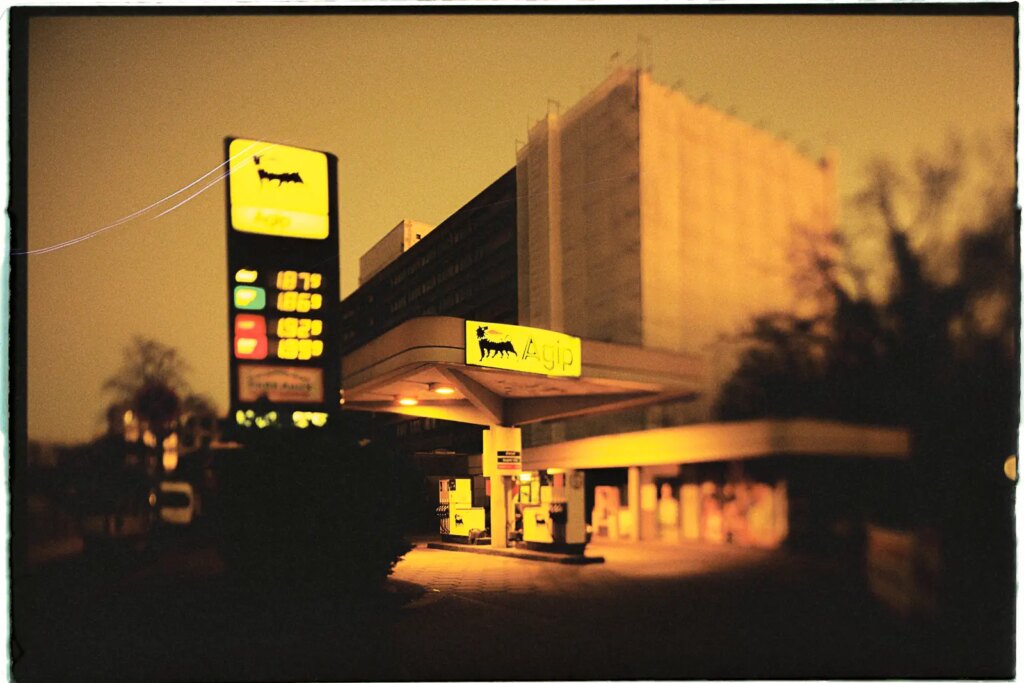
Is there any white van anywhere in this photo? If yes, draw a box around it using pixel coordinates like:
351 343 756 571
157 481 199 525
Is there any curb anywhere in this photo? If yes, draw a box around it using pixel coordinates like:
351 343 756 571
426 542 605 565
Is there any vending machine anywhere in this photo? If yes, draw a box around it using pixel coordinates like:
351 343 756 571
516 469 587 553
439 478 488 543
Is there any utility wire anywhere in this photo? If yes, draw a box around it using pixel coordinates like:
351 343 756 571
14 140 276 256
18 143 639 267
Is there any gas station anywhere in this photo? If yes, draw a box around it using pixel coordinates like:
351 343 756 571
223 135 908 560
340 315 703 553
223 136 707 557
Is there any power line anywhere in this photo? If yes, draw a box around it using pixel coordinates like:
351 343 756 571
14 140 274 256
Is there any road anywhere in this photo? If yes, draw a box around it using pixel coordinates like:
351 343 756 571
13 531 951 681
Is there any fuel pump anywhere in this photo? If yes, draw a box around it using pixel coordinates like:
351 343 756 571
440 477 488 543
517 469 587 552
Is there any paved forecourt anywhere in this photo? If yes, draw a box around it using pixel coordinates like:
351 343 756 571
384 540 923 680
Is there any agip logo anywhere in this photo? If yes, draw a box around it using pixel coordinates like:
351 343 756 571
228 139 329 240
465 320 581 378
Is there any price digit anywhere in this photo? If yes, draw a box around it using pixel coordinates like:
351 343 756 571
277 317 297 338
277 292 298 312
277 339 298 360
276 271 298 291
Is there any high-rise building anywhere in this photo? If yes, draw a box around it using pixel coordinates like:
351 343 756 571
517 68 837 433
339 169 518 456
339 169 517 356
359 219 438 286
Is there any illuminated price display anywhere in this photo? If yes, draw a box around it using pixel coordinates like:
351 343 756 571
276 317 323 339
276 270 322 291
274 270 324 312
232 274 328 361
275 339 325 360
276 291 324 313
269 316 325 360
234 269 328 360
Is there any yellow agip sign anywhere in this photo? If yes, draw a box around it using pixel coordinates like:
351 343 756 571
228 138 329 239
465 320 581 378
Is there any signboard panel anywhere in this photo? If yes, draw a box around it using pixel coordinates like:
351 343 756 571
465 320 581 378
237 365 324 403
228 138 329 239
482 426 523 477
226 137 339 429
496 450 522 472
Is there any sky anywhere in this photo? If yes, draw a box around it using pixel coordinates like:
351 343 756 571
17 9 1017 443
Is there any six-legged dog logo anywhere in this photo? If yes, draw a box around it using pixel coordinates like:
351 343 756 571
476 325 517 360
253 154 304 186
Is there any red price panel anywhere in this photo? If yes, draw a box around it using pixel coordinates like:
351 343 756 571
234 314 268 360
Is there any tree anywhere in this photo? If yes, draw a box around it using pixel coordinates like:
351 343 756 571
103 337 192 402
102 337 215 470
716 132 1015 428
714 132 1017 674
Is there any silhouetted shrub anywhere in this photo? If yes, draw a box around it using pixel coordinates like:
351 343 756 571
217 419 419 599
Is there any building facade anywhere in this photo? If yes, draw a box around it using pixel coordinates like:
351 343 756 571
517 68 838 436
358 219 437 287
339 169 517 355
339 169 518 456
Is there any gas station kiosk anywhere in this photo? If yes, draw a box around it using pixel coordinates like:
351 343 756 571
340 316 703 554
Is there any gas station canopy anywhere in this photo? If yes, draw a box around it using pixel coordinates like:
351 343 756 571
341 316 704 426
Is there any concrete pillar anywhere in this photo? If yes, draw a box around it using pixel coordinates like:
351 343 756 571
489 474 510 548
627 466 641 541
483 425 522 549
638 467 660 541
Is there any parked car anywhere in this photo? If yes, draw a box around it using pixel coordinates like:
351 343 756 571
156 480 199 526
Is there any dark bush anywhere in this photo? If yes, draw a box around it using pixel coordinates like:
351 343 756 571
217 419 419 599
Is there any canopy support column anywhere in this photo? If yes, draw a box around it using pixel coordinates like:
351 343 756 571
483 425 522 548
